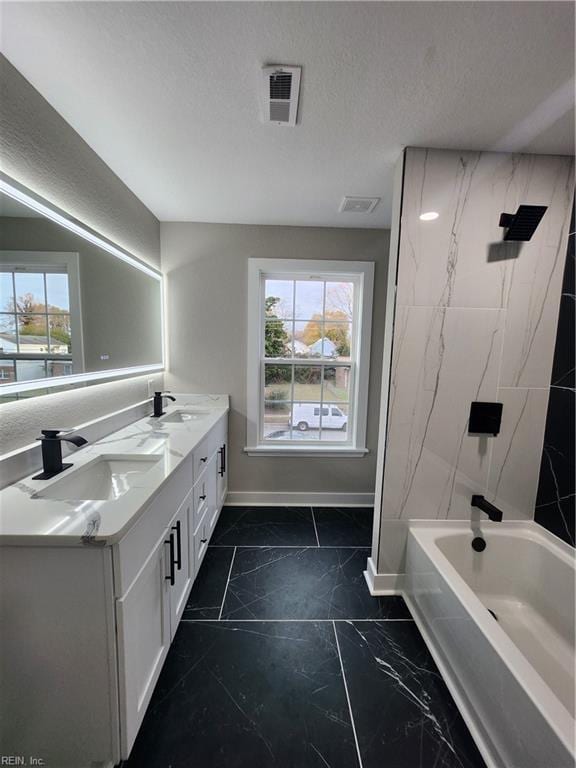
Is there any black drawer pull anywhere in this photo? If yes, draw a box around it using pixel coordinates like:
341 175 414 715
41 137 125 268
165 533 176 586
200 538 207 544
199 494 207 501
200 456 208 463
172 520 182 570
219 444 226 477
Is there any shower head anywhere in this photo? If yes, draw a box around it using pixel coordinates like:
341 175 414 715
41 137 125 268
499 205 548 241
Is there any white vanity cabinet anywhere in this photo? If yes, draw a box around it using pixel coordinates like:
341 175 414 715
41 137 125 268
0 408 228 768
114 413 227 758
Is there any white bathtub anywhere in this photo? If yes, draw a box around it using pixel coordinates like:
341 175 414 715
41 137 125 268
405 521 575 768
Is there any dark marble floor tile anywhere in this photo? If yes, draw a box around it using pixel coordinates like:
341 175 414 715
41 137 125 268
221 547 411 620
211 506 317 546
313 507 374 546
336 621 486 768
182 546 235 620
124 621 360 768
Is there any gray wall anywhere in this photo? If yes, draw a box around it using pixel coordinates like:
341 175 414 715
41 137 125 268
162 222 389 497
0 55 162 456
0 55 160 268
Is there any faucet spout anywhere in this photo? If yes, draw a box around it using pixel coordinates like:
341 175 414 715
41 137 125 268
62 435 89 448
32 429 88 480
471 494 503 522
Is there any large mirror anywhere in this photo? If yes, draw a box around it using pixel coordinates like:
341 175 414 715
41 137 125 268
0 177 163 402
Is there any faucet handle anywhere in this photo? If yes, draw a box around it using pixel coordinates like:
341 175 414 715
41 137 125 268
39 428 72 439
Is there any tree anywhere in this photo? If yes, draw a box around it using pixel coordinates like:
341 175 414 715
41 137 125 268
300 310 350 356
265 297 290 358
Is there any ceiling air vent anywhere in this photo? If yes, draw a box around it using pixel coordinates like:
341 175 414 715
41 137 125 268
261 65 301 127
340 197 381 214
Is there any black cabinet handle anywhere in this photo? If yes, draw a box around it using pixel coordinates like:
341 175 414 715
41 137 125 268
199 494 207 501
200 538 207 544
165 533 176 586
172 520 182 570
200 456 208 463
219 444 226 477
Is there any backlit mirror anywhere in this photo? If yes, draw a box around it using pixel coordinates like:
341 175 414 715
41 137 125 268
0 177 163 402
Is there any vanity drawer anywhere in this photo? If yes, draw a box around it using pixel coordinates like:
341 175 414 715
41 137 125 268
192 473 209 534
192 438 211 481
113 457 193 598
194 510 210 571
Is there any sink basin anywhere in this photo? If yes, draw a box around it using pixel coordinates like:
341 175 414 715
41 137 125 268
33 454 162 501
160 409 211 424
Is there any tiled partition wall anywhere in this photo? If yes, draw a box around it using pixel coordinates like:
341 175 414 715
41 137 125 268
376 148 574 576
535 204 575 546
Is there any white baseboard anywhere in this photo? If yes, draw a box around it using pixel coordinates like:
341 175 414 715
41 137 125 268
363 556 404 595
225 491 375 507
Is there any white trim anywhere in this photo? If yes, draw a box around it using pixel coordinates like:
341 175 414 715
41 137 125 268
244 446 368 458
0 175 165 397
225 491 375 507
332 620 364 768
363 556 404 595
403 593 497 768
246 258 374 456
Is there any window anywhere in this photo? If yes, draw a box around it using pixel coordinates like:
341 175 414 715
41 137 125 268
0 252 83 385
246 259 374 456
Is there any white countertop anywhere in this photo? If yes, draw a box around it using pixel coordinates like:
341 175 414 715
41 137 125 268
0 394 229 546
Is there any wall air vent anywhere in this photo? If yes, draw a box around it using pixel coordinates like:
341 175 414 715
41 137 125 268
261 65 301 127
340 197 380 214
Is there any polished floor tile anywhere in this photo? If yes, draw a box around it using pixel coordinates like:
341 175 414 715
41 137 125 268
221 547 411 620
336 621 486 768
182 546 235 620
124 621 360 768
211 506 317 546
313 506 374 546
124 508 484 768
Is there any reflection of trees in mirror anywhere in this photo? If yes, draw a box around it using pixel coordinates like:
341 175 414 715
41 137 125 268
13 292 71 348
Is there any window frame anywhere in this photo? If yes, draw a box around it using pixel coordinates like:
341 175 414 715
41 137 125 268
0 251 85 384
245 258 374 457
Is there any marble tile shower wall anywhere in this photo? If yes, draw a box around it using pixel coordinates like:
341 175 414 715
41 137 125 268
379 148 574 573
535 204 575 546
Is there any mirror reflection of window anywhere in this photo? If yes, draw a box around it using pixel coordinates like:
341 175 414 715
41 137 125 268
0 266 74 383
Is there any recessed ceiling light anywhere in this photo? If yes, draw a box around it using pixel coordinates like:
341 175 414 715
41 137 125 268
419 211 439 221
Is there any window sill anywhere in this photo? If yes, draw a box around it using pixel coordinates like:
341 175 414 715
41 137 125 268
244 446 369 458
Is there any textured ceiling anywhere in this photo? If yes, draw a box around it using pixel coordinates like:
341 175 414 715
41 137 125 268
1 1 574 228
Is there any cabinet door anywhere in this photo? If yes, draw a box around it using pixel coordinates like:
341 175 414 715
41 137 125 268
168 492 193 638
116 534 171 757
216 438 228 510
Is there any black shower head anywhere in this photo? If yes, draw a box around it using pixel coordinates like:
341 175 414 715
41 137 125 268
499 205 548 241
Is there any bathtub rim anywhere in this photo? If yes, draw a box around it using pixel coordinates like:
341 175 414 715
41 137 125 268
406 520 575 757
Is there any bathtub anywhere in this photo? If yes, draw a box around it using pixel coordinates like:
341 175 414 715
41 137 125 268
405 521 575 768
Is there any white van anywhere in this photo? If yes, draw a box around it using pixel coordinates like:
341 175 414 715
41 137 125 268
289 403 347 431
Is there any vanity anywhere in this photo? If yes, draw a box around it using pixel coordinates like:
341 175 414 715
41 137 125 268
0 395 229 768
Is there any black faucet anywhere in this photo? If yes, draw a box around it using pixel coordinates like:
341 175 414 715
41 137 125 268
471 494 503 522
152 391 176 417
32 429 88 480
